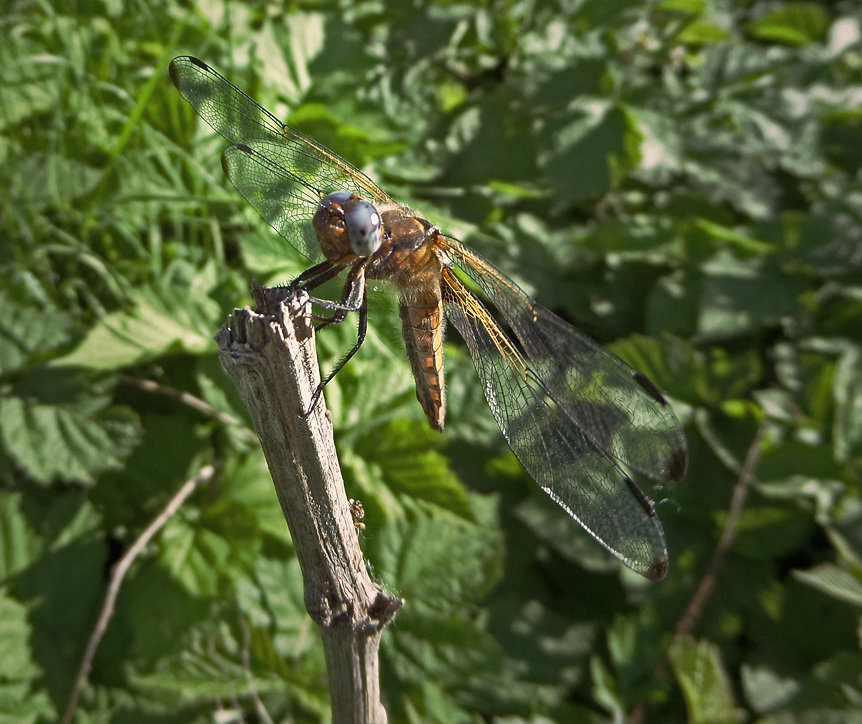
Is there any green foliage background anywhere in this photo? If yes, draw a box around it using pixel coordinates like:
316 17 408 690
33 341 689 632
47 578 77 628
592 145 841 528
2 0 861 721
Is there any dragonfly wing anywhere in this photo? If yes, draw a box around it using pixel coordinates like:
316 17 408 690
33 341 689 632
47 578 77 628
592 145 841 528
170 56 397 259
443 268 669 579
439 237 687 483
220 142 327 261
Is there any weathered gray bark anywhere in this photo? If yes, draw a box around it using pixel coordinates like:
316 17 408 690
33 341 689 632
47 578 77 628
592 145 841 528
217 285 402 724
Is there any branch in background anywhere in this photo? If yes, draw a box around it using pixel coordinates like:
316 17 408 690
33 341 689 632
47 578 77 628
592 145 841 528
674 423 768 639
119 374 259 445
217 286 402 724
61 464 216 724
630 424 768 724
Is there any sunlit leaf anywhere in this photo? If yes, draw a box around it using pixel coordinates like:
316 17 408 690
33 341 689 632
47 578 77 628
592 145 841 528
371 499 502 608
158 499 262 597
749 3 831 45
740 664 800 713
350 418 472 518
0 591 40 680
677 21 732 44
832 345 862 463
669 636 741 724
52 285 218 370
794 564 862 607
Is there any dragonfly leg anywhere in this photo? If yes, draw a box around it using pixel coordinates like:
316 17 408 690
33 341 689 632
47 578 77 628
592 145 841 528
291 260 341 292
288 260 367 327
301 265 368 419
254 261 344 311
308 261 367 330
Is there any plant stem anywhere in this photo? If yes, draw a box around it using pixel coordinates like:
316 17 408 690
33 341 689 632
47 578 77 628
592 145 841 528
217 286 402 723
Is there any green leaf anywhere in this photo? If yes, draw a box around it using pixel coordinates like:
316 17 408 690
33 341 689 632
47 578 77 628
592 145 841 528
350 418 472 518
371 500 502 609
517 493 622 576
52 284 218 370
8 500 107 702
821 109 862 176
218 454 288 545
442 88 538 189
749 3 831 46
253 12 325 106
696 252 809 339
158 498 262 597
668 635 741 724
236 223 307 281
241 557 307 636
677 20 732 44
808 652 862 709
0 369 140 485
0 591 40 681
0 292 75 375
194 362 259 452
659 0 705 12
540 102 636 205
130 625 293 702
6 153 101 207
383 609 553 720
0 679 54 722
609 333 702 404
0 45 58 130
832 345 862 463
590 653 625 720
90 412 209 530
693 218 775 255
0 492 42 580
793 564 862 607
740 664 800 713
721 504 814 560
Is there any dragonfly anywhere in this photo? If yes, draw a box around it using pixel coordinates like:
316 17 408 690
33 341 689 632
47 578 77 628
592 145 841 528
170 56 688 580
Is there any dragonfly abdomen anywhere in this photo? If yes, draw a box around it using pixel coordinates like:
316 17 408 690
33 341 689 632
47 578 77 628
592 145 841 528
398 298 446 431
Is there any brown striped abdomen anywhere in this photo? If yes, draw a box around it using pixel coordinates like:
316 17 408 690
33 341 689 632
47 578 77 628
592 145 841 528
399 298 445 431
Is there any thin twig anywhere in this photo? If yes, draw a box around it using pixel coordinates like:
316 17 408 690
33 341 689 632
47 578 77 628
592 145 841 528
119 375 258 444
674 422 767 639
61 464 216 724
629 424 768 724
239 615 277 724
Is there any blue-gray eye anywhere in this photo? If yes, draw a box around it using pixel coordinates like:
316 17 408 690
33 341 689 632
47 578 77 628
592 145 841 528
344 199 383 256
322 190 354 205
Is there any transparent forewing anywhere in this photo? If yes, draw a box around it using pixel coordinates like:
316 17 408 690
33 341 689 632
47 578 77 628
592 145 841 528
219 142 326 261
170 56 396 259
442 269 669 579
439 237 687 484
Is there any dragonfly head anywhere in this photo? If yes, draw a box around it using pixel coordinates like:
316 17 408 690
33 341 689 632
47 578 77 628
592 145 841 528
315 191 383 259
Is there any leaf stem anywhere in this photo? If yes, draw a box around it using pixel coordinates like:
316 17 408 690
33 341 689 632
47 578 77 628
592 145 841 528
61 463 216 724
674 422 768 638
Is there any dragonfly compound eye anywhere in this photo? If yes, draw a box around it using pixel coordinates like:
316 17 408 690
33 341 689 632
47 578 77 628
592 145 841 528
344 199 383 256
322 190 354 206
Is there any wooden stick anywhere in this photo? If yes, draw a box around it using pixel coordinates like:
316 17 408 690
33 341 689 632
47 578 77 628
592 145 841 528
217 285 402 724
